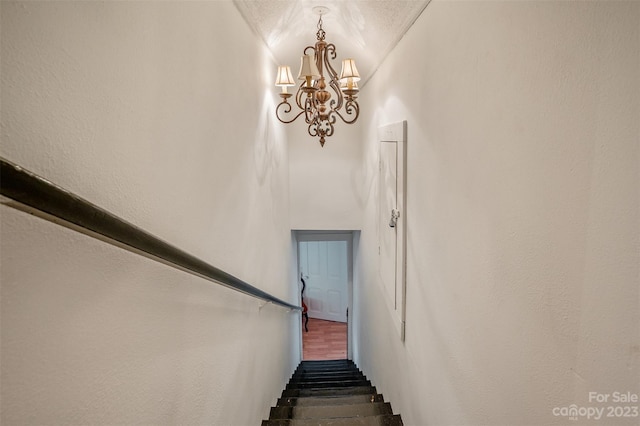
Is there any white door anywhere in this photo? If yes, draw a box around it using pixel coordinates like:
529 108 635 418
379 141 398 308
378 121 407 341
299 240 348 323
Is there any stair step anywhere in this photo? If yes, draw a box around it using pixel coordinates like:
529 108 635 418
295 365 357 372
261 414 403 426
295 365 360 373
289 374 366 384
270 402 393 419
296 363 354 368
265 360 402 425
282 386 377 398
288 376 367 385
292 371 364 379
276 394 385 407
299 360 352 365
294 369 359 377
286 379 371 389
296 361 354 370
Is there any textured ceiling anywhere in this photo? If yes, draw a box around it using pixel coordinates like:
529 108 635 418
233 0 430 87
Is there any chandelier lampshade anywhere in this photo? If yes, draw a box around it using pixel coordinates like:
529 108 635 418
339 58 360 93
339 59 360 82
275 66 296 94
274 6 360 147
298 54 321 84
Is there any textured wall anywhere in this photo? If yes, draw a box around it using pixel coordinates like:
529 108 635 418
1 1 299 424
353 1 639 425
288 120 364 231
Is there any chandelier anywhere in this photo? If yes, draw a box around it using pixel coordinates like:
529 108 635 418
274 6 360 147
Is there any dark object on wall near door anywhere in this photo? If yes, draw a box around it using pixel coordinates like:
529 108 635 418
301 276 309 332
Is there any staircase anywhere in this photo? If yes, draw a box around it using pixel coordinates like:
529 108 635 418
262 359 403 425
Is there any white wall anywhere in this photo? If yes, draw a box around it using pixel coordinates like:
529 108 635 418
354 1 639 425
1 1 299 424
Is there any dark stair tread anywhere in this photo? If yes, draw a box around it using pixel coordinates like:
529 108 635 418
296 362 355 368
286 379 371 389
293 370 360 377
288 376 370 386
282 386 377 398
297 362 354 370
296 361 355 370
291 370 363 377
296 364 358 371
276 394 385 407
293 369 363 377
290 376 367 384
261 414 403 426
292 373 365 381
289 375 367 384
270 402 393 420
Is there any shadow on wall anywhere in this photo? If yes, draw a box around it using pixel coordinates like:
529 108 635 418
350 106 381 210
254 91 284 185
253 90 290 233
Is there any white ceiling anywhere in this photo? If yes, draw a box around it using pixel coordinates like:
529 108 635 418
233 0 430 87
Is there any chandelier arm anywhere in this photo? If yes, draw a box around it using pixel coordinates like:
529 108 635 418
275 101 307 124
308 122 323 145
333 100 360 124
323 45 339 80
295 85 306 110
326 121 335 139
308 122 319 138
324 43 337 61
322 44 343 111
304 96 316 124
327 88 342 112
327 112 337 128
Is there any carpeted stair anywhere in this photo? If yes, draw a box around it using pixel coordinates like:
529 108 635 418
262 359 403 425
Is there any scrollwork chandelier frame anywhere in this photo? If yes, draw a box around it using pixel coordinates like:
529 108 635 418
274 7 360 147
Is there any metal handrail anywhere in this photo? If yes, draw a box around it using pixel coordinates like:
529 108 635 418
0 157 301 311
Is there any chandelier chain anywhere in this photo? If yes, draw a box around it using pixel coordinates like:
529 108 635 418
316 15 325 41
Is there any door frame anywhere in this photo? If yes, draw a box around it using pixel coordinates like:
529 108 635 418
293 230 355 360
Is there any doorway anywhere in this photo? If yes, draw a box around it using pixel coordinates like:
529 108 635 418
294 231 354 360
